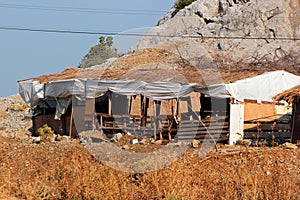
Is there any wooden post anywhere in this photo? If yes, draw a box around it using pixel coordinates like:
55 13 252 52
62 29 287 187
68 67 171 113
100 114 103 128
142 97 149 126
140 95 145 126
153 100 157 140
155 101 162 140
69 106 74 137
292 96 300 143
200 93 205 120
159 119 163 140
129 96 133 115
108 92 112 115
177 98 181 122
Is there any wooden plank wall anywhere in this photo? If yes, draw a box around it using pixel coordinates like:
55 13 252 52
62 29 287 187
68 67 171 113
243 101 292 143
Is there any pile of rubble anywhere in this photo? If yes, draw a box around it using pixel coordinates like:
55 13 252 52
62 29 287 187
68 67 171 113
0 94 32 139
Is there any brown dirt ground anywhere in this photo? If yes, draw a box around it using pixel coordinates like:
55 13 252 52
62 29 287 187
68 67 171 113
0 135 299 199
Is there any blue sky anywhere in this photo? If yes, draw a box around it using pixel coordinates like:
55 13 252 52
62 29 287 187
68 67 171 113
0 0 176 97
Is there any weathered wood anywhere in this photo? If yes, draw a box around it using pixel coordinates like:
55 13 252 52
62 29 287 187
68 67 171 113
141 97 149 126
244 123 291 132
244 114 291 123
128 96 132 115
175 126 229 132
292 97 300 143
69 107 74 137
84 98 96 130
178 135 228 142
244 132 291 139
177 129 229 136
108 92 112 115
33 114 63 136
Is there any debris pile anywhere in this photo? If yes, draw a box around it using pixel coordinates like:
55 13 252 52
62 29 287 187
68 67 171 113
0 94 32 139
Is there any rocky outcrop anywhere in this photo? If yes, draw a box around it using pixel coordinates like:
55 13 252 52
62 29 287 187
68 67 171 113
132 0 300 64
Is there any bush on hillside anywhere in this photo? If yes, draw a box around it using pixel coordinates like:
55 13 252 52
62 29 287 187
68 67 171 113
79 36 119 68
174 0 197 13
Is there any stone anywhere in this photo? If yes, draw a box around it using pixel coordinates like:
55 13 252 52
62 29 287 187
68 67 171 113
122 145 130 150
282 142 298 150
150 138 155 144
130 139 139 144
154 140 163 145
192 140 200 148
110 133 123 143
55 134 63 141
31 136 40 144
139 138 147 145
62 136 70 142
167 141 182 147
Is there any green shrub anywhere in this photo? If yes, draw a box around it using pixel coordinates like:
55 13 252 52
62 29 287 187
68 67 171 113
78 36 119 68
174 0 197 13
38 124 54 142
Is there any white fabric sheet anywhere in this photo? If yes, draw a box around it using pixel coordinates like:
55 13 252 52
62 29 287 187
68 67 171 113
18 70 300 119
226 70 300 102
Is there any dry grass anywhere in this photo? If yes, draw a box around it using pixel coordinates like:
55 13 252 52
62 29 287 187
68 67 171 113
274 85 300 104
29 47 300 87
0 136 299 200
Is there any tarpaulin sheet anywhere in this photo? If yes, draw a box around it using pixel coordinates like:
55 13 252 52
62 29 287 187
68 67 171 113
18 80 44 107
143 82 195 100
194 84 231 98
41 79 196 101
226 70 300 102
18 70 300 119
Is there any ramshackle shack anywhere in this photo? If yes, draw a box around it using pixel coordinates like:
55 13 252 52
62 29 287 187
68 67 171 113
18 65 300 145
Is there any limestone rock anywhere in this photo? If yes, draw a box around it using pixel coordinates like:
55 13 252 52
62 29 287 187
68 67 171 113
192 140 200 148
133 0 300 64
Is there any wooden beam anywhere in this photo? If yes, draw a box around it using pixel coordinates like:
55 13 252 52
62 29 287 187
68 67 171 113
292 97 300 143
142 97 149 126
177 98 181 121
128 96 133 115
155 101 162 140
69 106 74 137
108 92 112 115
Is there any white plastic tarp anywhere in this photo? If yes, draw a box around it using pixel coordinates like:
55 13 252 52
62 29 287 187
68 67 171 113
43 79 195 101
18 80 44 107
143 82 195 100
18 70 300 119
89 80 145 98
45 79 84 98
194 84 231 98
55 97 71 120
226 70 300 102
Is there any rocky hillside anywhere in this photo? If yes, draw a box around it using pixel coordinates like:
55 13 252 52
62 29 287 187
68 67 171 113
132 0 300 65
